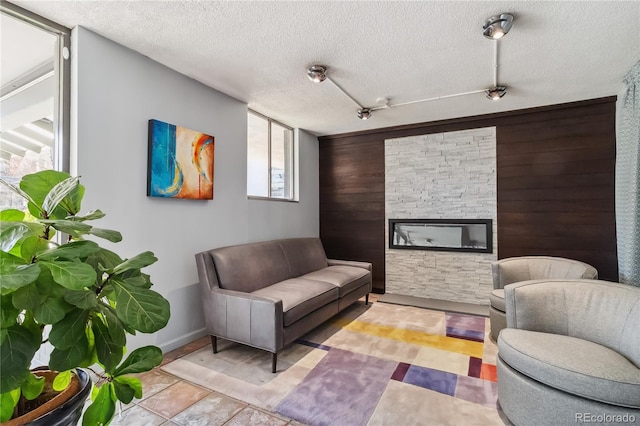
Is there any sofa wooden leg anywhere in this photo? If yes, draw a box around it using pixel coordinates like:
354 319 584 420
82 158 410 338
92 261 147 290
272 353 277 373
365 294 369 305
211 336 218 354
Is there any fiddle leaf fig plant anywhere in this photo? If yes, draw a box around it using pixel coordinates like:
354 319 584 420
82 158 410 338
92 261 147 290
0 170 171 425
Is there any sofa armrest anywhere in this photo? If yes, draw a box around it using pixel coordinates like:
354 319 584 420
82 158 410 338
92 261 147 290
201 287 284 352
327 259 372 271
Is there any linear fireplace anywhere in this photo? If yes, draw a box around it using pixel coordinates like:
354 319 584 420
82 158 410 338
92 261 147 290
389 219 493 253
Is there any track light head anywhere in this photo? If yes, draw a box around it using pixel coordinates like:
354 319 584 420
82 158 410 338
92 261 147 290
357 108 372 120
483 13 514 39
485 86 507 100
307 65 328 83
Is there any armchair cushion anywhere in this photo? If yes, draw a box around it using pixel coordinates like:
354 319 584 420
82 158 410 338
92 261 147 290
499 329 640 408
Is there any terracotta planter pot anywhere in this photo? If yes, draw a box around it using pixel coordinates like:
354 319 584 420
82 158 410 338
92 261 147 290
4 369 91 426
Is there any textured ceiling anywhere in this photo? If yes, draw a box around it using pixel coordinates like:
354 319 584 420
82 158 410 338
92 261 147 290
11 1 640 136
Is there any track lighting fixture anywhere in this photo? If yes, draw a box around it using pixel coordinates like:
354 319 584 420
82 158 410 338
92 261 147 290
306 12 515 120
485 86 507 100
357 108 372 120
482 13 514 39
307 65 327 83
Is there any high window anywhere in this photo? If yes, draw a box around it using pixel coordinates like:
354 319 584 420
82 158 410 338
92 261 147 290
247 111 295 200
0 3 70 210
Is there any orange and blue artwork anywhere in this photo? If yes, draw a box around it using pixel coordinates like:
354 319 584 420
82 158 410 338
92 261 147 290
147 119 214 199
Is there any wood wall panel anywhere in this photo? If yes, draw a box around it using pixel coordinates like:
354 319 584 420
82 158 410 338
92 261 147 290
319 97 619 293
496 100 618 281
319 138 386 292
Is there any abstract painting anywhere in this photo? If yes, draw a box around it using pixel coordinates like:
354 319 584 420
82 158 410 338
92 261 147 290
147 119 214 199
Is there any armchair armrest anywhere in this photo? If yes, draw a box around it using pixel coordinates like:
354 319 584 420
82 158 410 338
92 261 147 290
503 280 568 333
328 259 372 271
201 286 284 352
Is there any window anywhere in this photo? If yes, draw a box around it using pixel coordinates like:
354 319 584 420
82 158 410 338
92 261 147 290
0 3 70 211
247 111 295 200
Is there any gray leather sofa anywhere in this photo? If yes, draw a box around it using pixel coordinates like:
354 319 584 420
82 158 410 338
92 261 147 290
195 237 372 372
489 256 598 341
497 279 640 426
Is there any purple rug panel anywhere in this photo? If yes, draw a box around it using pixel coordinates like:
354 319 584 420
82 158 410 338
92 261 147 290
445 312 486 333
455 375 499 408
468 357 482 378
390 362 410 381
446 326 484 342
403 365 457 396
276 348 397 426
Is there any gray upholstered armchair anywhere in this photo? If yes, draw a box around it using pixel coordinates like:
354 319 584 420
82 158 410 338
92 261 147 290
489 256 597 340
497 279 640 425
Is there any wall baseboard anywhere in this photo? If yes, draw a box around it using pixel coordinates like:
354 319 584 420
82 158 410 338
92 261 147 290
160 328 208 353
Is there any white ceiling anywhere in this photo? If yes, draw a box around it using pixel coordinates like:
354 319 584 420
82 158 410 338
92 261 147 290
11 1 640 136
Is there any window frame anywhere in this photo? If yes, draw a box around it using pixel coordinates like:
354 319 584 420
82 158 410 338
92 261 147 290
1 2 71 173
247 109 296 202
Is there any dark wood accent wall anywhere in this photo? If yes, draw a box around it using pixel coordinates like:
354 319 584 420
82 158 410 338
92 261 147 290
319 137 386 292
319 97 618 292
496 100 618 280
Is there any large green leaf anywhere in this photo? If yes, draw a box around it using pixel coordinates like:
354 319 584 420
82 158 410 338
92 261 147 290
112 251 157 275
0 294 18 328
52 370 72 392
20 171 84 218
12 283 45 312
49 339 88 372
86 248 124 273
17 235 50 263
40 220 92 239
0 388 20 422
113 376 141 404
0 263 40 294
92 318 123 374
0 209 25 222
37 240 101 261
49 309 89 349
21 373 45 400
113 346 163 376
0 222 31 252
88 228 122 243
116 273 151 289
72 209 105 222
0 324 40 393
39 260 97 290
64 290 98 309
111 279 169 333
42 176 80 217
34 296 71 325
98 305 127 345
82 383 115 426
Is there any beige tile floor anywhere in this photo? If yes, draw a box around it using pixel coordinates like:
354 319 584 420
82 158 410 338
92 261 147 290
109 337 302 426
110 295 381 425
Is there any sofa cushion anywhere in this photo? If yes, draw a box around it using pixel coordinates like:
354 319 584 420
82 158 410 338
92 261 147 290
498 328 640 408
211 241 291 293
279 238 328 277
301 266 370 297
489 289 505 312
252 278 339 327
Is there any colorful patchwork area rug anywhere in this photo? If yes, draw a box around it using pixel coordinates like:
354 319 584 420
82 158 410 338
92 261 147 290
161 301 508 425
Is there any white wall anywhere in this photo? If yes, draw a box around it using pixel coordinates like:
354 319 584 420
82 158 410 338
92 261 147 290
71 27 319 352
385 127 497 305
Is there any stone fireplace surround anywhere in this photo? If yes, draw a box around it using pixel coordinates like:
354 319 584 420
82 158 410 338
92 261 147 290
385 127 497 305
